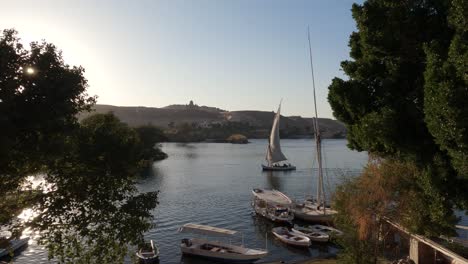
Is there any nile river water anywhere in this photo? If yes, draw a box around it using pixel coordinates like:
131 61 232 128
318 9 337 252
13 139 368 263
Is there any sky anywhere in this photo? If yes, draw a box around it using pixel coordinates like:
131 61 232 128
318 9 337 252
0 0 362 119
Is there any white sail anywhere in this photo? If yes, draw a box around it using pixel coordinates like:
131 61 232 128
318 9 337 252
266 103 287 164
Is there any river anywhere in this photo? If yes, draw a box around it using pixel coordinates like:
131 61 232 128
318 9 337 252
13 139 368 263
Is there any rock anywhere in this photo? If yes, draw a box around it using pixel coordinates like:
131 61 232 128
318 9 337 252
226 134 249 144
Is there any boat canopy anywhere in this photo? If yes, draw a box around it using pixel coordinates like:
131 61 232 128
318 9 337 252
178 223 238 236
252 189 293 205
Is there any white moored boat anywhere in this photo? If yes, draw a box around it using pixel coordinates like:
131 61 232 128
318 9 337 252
136 240 159 264
262 101 296 171
252 188 294 223
293 29 338 223
271 227 310 247
291 225 329 242
178 223 268 263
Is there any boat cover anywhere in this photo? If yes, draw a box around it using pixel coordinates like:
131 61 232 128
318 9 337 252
178 223 237 236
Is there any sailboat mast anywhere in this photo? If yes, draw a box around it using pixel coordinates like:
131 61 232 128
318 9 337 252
307 27 325 208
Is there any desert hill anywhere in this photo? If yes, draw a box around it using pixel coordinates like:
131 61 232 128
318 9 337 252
80 102 346 139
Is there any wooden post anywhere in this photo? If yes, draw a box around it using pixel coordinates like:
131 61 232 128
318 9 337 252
410 237 419 263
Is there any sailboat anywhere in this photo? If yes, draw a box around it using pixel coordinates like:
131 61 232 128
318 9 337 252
262 102 296 171
292 28 338 223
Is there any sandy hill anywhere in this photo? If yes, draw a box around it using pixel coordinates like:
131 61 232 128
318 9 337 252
80 103 346 138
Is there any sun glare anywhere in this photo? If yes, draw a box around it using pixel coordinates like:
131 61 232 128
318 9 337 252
26 67 35 74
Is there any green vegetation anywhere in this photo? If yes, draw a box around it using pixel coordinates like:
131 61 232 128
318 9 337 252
0 29 165 263
135 124 168 166
333 159 458 263
328 0 468 262
165 121 254 142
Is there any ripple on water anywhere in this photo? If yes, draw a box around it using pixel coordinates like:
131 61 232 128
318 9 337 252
12 139 368 264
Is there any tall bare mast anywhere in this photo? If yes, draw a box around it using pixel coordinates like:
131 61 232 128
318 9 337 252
307 27 325 210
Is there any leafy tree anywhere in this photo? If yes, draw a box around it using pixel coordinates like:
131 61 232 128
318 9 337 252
0 29 95 224
327 0 468 234
0 30 159 263
135 124 168 166
424 0 468 182
30 113 159 263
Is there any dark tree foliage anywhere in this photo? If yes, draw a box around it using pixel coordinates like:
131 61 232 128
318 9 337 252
0 29 95 194
135 124 168 166
30 113 159 263
0 30 159 263
328 0 468 231
424 0 468 181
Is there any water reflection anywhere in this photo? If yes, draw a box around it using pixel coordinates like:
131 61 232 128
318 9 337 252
14 139 368 263
263 170 297 191
15 162 160 263
264 171 282 190
176 143 199 159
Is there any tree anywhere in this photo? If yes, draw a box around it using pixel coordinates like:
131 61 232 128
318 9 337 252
0 30 159 263
0 29 95 223
30 113 158 263
327 0 468 232
0 29 95 231
424 0 468 183
135 124 168 166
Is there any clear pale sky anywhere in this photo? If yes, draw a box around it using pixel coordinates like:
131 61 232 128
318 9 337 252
1 0 362 119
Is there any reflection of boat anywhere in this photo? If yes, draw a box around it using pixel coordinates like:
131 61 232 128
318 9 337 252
0 237 29 258
178 223 268 263
262 101 296 171
293 29 338 223
251 189 294 223
271 227 310 247
291 226 329 242
136 240 159 264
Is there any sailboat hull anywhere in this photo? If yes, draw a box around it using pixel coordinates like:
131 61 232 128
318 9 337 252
292 205 337 223
261 165 296 171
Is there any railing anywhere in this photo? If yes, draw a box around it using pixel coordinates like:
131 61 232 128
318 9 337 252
385 219 468 264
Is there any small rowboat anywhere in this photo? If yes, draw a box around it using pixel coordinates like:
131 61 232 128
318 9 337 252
271 227 310 247
291 226 329 242
306 224 343 237
136 240 159 264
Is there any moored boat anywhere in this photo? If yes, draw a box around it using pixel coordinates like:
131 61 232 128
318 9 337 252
293 199 338 223
178 223 268 263
271 227 310 247
136 240 159 264
252 188 294 223
293 29 338 223
291 225 329 242
0 237 30 258
305 224 343 237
